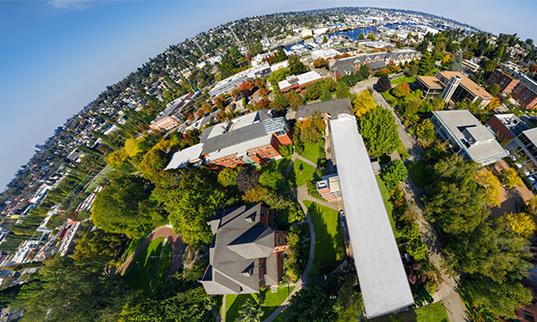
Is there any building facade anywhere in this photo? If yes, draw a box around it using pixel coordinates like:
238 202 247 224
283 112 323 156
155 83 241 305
487 69 520 95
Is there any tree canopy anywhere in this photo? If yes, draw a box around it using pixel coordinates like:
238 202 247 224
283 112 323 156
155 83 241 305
359 107 400 158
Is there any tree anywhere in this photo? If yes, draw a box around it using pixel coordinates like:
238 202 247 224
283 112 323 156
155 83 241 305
358 64 370 79
280 286 335 322
288 56 309 75
358 32 365 40
381 160 408 191
237 297 264 322
243 186 269 203
367 32 375 41
425 155 490 234
412 119 436 148
313 58 328 69
375 75 391 92
152 168 225 245
475 169 502 208
91 174 157 238
286 91 304 110
500 167 523 189
505 212 536 238
217 167 241 187
359 107 400 158
236 168 261 192
392 83 411 98
352 90 377 118
418 52 435 75
259 170 285 190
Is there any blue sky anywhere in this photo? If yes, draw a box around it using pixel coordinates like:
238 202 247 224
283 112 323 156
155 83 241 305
0 0 536 190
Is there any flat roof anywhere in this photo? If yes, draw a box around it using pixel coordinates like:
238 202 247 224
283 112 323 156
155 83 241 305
329 114 414 318
416 75 444 90
432 110 508 165
165 143 203 170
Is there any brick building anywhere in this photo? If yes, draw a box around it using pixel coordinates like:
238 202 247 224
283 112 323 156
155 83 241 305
512 74 537 110
487 69 519 95
200 110 292 168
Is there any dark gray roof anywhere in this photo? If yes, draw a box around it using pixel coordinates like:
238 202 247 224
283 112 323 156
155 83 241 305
201 203 278 294
367 61 387 70
200 110 272 155
296 98 353 120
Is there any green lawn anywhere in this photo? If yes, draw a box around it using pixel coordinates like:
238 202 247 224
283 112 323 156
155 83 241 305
375 175 396 232
381 90 398 106
292 159 316 187
304 201 346 275
369 301 448 322
299 140 324 164
224 284 295 321
120 237 144 262
125 237 172 289
415 302 449 322
392 75 416 85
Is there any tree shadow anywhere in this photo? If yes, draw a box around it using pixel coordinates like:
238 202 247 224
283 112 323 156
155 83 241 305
308 203 342 276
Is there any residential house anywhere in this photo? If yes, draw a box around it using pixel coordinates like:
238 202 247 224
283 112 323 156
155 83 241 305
149 92 199 131
200 203 287 294
507 127 537 175
431 110 508 166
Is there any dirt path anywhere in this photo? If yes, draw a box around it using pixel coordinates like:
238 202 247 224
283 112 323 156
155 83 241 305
117 225 183 280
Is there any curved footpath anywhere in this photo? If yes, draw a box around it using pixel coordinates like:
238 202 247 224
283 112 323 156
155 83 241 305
117 224 183 280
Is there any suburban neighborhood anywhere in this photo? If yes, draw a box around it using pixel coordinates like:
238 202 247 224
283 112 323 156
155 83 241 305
1 6 537 322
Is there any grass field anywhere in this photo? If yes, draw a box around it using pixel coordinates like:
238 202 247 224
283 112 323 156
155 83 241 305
375 175 396 232
304 201 346 275
125 237 172 289
120 237 144 262
370 301 448 322
391 75 416 85
299 140 324 164
292 159 316 187
415 301 449 321
224 284 295 321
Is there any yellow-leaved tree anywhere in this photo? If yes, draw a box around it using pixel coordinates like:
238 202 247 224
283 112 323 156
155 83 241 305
475 168 503 208
352 90 377 118
506 212 536 238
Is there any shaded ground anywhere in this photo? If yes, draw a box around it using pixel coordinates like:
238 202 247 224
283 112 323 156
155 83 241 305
303 201 345 275
224 284 295 322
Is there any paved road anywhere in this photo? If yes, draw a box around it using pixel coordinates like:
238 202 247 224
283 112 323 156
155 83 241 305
349 77 378 95
373 90 468 322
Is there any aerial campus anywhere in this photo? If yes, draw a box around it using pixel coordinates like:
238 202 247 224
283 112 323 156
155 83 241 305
1 5 537 322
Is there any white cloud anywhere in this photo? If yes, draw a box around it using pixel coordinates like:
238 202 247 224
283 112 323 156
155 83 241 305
48 0 91 10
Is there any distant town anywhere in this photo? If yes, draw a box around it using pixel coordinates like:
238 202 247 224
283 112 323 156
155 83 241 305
0 6 536 322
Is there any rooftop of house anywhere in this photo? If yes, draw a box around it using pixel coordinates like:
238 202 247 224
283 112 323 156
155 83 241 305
489 113 528 136
437 71 492 100
433 110 508 165
200 203 279 294
296 98 353 120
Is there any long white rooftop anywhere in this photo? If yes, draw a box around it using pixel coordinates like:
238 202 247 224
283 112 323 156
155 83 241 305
329 114 414 318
